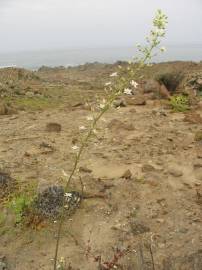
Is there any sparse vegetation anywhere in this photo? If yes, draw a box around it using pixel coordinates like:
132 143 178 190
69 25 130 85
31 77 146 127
170 94 190 112
8 194 34 224
2 180 37 225
156 71 184 92
4 96 60 111
0 7 202 270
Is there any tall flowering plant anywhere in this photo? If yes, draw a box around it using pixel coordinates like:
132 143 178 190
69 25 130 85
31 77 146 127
54 9 168 270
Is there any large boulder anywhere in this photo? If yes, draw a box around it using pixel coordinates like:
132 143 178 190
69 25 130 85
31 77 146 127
143 79 161 94
159 84 171 99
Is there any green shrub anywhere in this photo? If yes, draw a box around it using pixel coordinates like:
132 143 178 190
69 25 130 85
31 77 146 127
170 94 189 112
156 71 184 93
8 194 33 224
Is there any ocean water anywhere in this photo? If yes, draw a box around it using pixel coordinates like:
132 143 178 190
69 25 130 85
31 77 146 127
0 45 201 70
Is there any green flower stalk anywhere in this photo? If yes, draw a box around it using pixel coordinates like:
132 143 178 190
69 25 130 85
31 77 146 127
53 9 168 270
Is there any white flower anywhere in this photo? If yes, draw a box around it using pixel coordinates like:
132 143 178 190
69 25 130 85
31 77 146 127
86 116 93 121
59 257 65 264
79 125 86 131
100 103 105 109
64 192 72 198
160 46 166 52
110 72 118 77
105 82 111 86
99 98 106 109
62 170 68 177
130 80 138 88
72 145 79 150
124 88 133 95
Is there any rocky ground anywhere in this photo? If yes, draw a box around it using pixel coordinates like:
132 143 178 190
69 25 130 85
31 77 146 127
0 62 202 270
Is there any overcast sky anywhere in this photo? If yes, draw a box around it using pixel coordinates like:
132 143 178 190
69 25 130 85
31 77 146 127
0 0 201 52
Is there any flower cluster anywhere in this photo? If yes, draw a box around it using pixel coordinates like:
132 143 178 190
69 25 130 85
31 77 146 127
123 80 139 95
153 9 168 31
138 9 168 60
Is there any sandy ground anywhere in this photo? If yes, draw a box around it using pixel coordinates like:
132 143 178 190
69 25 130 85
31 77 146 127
0 63 202 269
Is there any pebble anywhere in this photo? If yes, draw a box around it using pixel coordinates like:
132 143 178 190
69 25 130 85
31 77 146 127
142 164 155 172
168 168 183 177
121 169 132 180
194 168 202 181
156 218 165 224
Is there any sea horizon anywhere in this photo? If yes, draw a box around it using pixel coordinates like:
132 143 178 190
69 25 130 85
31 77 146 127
0 44 201 70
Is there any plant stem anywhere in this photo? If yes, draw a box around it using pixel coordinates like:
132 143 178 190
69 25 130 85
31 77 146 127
53 10 167 268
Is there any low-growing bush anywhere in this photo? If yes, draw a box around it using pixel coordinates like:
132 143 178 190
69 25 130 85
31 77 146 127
8 194 34 224
170 94 189 112
156 71 184 93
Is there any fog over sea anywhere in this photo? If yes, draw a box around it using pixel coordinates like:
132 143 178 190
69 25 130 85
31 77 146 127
0 44 201 70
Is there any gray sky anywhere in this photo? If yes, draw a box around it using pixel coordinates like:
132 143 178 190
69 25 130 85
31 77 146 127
0 0 201 52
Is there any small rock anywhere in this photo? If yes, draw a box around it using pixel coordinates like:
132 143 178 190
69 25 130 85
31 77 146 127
158 243 166 249
194 168 202 181
178 227 189 234
156 218 165 224
126 95 146 106
129 108 137 113
0 256 7 270
193 162 202 169
0 171 12 188
142 164 155 173
197 78 202 85
0 171 15 199
121 169 132 179
72 102 84 108
79 166 92 173
195 131 202 141
113 99 127 108
24 146 40 157
25 91 35 97
130 221 150 236
196 148 202 159
168 168 183 177
152 108 167 117
196 188 202 204
39 142 55 153
46 122 62 132
34 185 81 218
184 113 202 124
107 119 135 131
0 102 7 115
